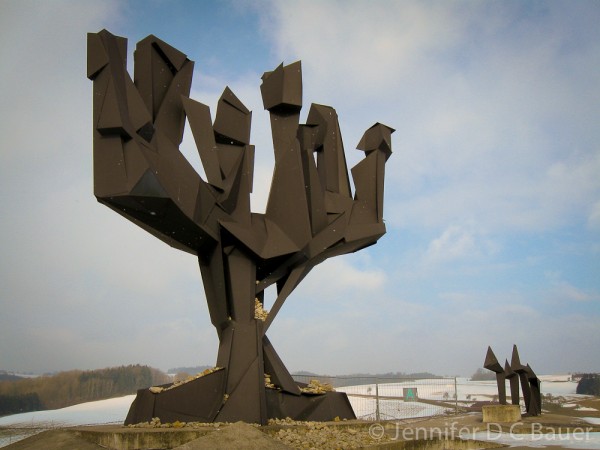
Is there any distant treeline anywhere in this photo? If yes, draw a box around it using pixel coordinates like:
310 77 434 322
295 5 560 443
292 371 442 388
0 393 43 416
576 374 600 395
470 368 496 381
0 365 170 416
0 372 24 382
167 365 213 375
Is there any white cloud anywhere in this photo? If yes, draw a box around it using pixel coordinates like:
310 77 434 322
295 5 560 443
424 225 477 264
545 272 599 303
556 283 594 302
261 1 600 234
265 1 475 99
421 224 499 267
588 201 600 231
300 257 386 296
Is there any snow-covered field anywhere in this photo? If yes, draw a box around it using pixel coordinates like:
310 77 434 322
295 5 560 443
338 376 590 421
0 377 587 428
463 431 600 449
0 376 594 448
0 395 135 448
0 395 135 428
339 378 457 420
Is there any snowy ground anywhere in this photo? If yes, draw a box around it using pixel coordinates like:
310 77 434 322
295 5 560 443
339 378 457 420
0 376 595 448
0 395 134 448
462 431 600 449
338 376 590 421
0 395 134 428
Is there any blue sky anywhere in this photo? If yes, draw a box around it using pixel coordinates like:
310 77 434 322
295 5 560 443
0 0 599 377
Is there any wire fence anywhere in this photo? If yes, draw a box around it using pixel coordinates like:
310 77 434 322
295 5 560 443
292 375 459 421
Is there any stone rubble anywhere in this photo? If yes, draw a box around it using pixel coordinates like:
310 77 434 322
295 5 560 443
264 373 277 389
128 417 388 449
299 379 335 394
128 417 229 429
268 418 389 449
254 298 269 321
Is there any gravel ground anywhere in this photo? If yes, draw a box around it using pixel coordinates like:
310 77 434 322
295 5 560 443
266 419 388 449
8 410 600 450
127 417 388 449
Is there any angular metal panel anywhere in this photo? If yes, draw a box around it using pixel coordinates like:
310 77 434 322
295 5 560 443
214 87 252 145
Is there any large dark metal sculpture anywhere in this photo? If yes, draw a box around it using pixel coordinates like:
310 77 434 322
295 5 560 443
483 345 541 416
87 30 393 425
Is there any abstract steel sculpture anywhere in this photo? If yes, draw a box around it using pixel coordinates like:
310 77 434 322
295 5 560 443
87 30 393 425
484 345 541 416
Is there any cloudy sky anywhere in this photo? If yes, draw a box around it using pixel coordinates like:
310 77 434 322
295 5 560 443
1 0 599 377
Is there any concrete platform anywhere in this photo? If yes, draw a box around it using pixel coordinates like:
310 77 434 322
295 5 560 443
3 413 599 449
482 405 521 423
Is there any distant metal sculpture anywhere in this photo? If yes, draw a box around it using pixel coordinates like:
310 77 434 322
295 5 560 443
87 30 393 425
484 345 541 416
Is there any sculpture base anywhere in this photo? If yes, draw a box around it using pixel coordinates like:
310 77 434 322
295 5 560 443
124 370 355 425
482 404 521 423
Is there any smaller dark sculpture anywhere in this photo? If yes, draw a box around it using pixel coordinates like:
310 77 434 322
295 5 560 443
483 345 541 416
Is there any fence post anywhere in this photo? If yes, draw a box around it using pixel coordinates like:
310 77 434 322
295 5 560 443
375 378 380 421
454 377 458 414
